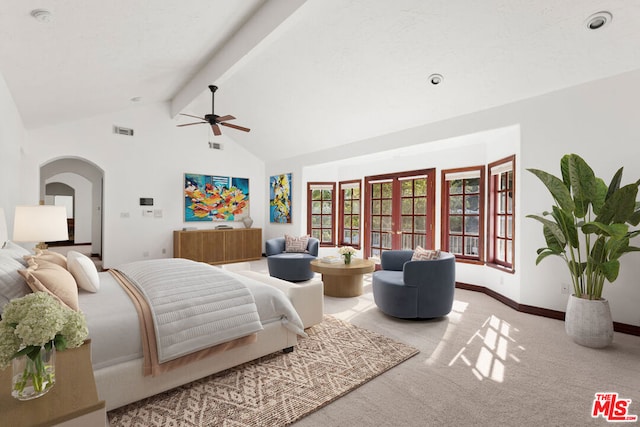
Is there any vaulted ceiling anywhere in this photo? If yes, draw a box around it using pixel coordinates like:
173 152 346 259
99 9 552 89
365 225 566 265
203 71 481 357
2 0 639 162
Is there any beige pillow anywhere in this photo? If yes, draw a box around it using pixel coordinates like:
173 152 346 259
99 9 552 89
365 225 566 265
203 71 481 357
67 250 100 293
24 249 68 269
19 262 79 311
285 234 310 253
411 246 441 261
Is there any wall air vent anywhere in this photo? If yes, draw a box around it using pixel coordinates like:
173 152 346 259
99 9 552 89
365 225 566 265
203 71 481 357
208 141 223 150
113 125 134 136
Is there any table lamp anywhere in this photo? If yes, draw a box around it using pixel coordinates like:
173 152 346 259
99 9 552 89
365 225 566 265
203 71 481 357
13 205 69 250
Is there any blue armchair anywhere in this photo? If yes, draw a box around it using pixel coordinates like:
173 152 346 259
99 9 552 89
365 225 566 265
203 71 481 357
372 250 455 319
265 237 319 282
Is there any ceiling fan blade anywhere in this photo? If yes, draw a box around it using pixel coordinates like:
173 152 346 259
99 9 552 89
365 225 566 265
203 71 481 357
177 122 206 127
216 115 236 122
211 124 222 136
180 113 206 120
220 122 250 133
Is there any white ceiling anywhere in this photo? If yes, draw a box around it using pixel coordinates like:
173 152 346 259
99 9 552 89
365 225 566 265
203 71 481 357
2 0 640 162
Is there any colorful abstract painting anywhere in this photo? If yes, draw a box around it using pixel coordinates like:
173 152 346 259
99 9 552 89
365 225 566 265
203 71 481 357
270 173 292 223
184 173 249 222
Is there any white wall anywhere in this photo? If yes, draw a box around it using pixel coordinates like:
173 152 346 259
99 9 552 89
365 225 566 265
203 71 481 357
24 101 266 268
0 74 27 236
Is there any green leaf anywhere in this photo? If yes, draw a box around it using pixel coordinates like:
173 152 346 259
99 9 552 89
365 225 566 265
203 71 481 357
592 178 608 215
605 167 624 201
600 260 620 282
566 154 596 218
551 206 579 248
596 184 639 224
535 250 561 265
527 168 574 212
527 214 566 247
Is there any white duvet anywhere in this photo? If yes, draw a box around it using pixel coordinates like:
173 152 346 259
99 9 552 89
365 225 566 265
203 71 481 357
79 261 305 370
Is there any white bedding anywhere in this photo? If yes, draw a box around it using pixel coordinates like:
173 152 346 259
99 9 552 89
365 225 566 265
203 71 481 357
80 266 306 370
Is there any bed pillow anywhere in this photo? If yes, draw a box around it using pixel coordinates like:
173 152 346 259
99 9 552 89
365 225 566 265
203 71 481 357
19 262 79 311
411 246 441 261
1 241 31 266
25 249 68 269
285 234 310 253
67 250 100 293
0 255 32 315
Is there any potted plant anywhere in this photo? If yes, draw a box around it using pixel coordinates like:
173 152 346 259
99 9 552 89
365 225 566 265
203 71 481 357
527 153 640 347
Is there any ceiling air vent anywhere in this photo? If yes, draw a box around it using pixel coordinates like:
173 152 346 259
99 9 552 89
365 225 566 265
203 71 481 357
208 141 223 150
113 125 134 136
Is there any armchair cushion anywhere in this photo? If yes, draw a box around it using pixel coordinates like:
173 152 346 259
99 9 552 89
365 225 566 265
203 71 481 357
284 234 310 253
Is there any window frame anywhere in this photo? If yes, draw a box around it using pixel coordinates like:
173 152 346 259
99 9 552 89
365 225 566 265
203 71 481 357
306 182 337 247
441 166 485 264
338 179 362 249
487 155 515 272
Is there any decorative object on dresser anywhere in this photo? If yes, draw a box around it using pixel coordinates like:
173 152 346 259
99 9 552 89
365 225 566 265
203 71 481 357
184 173 250 222
270 173 292 223
173 227 262 265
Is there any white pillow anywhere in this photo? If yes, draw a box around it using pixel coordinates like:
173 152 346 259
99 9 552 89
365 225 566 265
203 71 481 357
67 250 100 293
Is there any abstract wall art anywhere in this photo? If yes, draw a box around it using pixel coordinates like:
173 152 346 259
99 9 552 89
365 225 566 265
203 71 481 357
184 173 249 222
269 173 292 223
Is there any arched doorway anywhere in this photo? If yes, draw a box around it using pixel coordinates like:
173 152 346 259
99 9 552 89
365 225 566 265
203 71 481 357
40 157 104 258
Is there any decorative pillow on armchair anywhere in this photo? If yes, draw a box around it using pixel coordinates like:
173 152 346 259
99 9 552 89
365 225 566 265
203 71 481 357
285 234 310 253
411 246 441 261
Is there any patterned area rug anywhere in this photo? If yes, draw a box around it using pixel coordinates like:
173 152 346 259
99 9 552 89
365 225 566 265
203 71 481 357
108 315 419 427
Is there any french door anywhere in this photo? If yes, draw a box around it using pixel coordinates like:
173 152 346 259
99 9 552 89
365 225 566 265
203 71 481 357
364 169 436 259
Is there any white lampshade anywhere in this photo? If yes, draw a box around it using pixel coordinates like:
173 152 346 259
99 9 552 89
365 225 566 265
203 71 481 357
13 205 69 243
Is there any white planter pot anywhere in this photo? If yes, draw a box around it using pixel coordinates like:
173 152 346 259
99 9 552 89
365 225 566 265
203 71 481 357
565 294 614 348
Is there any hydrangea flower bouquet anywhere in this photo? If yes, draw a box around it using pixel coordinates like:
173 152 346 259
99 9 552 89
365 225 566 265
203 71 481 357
0 292 88 400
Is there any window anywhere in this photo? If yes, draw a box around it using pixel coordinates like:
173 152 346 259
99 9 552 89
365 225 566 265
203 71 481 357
488 156 515 270
442 166 485 262
338 180 361 248
364 169 435 258
307 182 336 246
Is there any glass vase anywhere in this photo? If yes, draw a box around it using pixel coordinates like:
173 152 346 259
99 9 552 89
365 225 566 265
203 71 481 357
344 254 352 264
11 346 56 400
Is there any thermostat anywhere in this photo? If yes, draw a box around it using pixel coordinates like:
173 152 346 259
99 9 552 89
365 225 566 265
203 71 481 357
140 198 154 206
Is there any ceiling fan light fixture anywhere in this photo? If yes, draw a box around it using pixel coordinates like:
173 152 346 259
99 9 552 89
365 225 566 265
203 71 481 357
30 9 53 23
585 11 612 31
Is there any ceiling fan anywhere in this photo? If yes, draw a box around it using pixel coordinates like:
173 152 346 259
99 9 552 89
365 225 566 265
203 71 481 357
177 85 250 136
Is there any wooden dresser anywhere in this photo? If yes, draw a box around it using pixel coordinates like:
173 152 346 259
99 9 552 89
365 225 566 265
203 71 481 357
173 228 262 265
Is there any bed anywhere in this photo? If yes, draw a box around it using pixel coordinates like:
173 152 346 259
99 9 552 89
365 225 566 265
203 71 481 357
0 240 323 411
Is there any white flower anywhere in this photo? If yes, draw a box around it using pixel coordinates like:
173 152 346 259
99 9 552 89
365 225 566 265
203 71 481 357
0 292 89 369
338 246 356 255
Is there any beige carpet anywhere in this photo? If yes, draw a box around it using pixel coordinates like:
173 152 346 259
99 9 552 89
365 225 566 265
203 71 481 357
107 316 419 426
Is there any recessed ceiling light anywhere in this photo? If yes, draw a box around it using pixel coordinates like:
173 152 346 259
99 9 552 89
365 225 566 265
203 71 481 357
585 11 612 30
30 9 53 23
428 74 443 85
130 96 142 103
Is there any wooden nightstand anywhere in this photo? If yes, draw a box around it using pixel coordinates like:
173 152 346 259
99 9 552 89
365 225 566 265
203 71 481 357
0 340 106 427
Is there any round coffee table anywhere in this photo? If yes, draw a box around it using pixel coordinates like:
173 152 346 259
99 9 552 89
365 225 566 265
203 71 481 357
310 258 376 297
